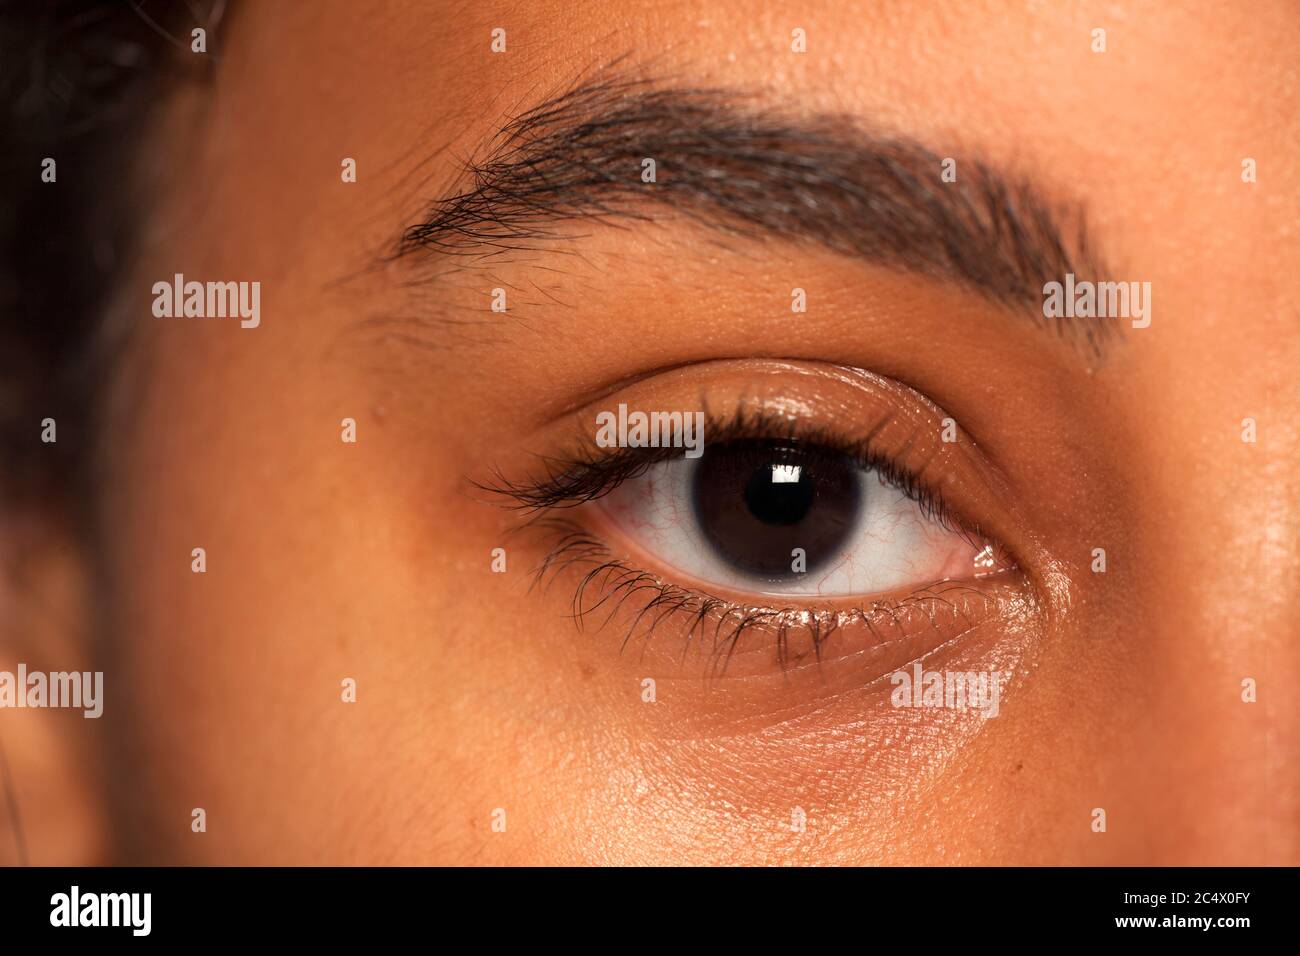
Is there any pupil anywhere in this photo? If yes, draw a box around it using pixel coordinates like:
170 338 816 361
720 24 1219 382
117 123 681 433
744 463 813 526
691 439 862 580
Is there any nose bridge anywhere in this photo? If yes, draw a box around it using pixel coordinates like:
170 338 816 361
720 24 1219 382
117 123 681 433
1228 403 1300 858
1179 439 1299 859
1130 301 1300 630
1118 320 1300 860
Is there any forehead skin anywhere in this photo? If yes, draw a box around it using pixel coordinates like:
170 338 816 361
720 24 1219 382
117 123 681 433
101 0 1299 864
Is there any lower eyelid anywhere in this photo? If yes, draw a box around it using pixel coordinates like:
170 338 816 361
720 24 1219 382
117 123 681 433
522 513 1031 684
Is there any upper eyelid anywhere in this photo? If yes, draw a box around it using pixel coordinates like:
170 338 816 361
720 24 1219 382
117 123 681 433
482 405 971 539
474 356 1030 558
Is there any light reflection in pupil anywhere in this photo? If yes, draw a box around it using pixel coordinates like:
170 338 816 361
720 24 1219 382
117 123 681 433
745 461 814 527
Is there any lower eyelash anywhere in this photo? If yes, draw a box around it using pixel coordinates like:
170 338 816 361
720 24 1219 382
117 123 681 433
524 516 992 677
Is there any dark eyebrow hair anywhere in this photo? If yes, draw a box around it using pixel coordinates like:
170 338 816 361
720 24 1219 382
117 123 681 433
396 74 1113 355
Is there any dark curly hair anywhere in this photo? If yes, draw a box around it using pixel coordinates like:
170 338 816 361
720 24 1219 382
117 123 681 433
0 0 221 510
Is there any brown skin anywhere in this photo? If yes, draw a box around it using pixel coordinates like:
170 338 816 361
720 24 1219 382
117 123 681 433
3 0 1297 865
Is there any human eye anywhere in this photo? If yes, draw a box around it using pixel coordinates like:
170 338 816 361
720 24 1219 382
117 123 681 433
483 359 1037 679
595 427 994 600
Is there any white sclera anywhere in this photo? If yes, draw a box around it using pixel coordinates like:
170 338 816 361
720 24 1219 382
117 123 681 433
597 458 978 598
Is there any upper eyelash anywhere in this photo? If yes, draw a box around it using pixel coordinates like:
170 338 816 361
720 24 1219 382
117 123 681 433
479 405 985 548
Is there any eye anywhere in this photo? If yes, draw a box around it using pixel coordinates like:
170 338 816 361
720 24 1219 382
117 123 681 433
595 437 988 598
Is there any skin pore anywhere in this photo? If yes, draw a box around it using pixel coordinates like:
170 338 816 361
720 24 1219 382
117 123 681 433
5 0 1297 865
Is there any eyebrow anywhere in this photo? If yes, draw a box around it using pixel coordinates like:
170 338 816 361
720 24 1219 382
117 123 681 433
396 74 1114 354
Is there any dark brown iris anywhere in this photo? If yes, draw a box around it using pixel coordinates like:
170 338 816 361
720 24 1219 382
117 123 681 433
690 439 861 581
